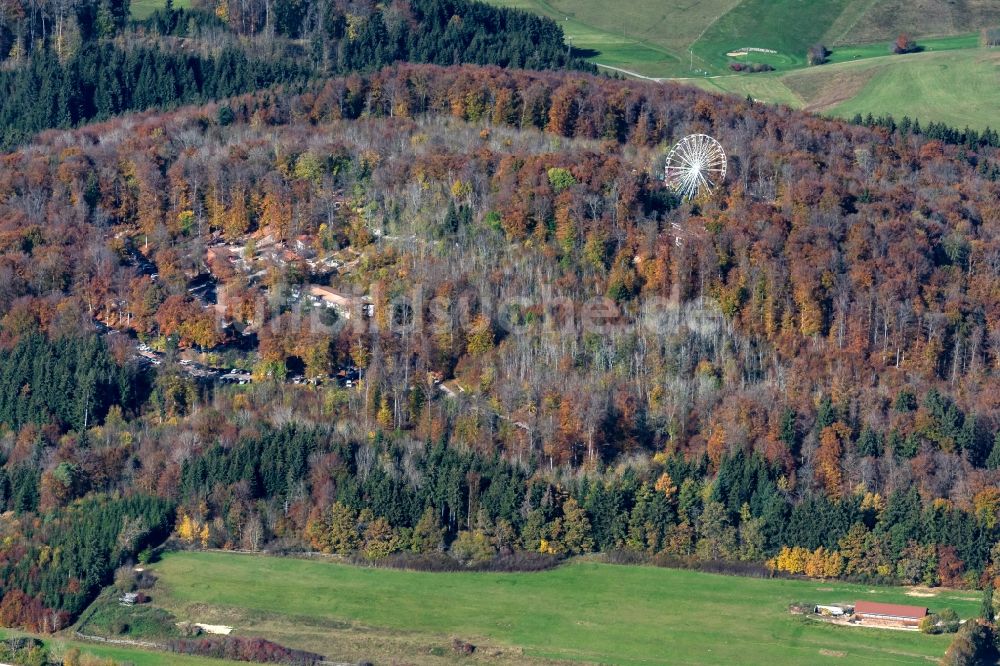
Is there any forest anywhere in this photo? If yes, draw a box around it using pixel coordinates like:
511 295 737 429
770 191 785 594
0 5 996 666
0 0 590 149
0 59 996 641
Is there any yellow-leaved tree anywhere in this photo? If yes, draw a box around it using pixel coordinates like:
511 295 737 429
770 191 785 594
466 314 495 356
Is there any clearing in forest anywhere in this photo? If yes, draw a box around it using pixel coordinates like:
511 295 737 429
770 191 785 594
131 0 193 20
145 551 982 665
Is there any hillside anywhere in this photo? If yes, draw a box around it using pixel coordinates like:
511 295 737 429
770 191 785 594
0 3 997 665
0 62 997 645
490 0 1000 74
692 47 1000 130
486 0 1000 129
841 0 1000 44
0 0 589 150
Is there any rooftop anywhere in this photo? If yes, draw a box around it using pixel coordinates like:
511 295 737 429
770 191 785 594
854 601 928 619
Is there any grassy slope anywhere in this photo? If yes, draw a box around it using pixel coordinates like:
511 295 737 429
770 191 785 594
535 0 744 56
485 0 990 75
482 0 995 129
824 33 980 65
151 551 981 666
691 0 856 71
0 629 237 666
691 47 1000 130
131 0 193 20
843 0 1000 45
487 0 684 77
825 48 1000 128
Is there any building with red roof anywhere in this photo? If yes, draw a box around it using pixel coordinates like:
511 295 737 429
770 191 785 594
854 601 928 626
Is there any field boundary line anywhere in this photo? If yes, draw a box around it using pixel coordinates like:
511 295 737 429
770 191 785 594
515 0 681 68
825 0 883 46
74 630 163 649
595 64 666 81
74 630 354 666
687 0 747 72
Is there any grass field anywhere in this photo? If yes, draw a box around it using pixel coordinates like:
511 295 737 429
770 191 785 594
824 33 981 65
836 0 1000 46
131 0 192 20
488 0 686 77
822 48 1000 128
486 0 996 75
690 0 857 71
690 47 1000 130
0 629 237 666
482 0 997 130
147 551 982 665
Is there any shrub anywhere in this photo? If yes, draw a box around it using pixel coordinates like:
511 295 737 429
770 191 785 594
165 636 323 665
604 549 645 565
114 566 137 592
482 551 560 572
892 34 920 54
80 594 180 640
355 551 464 571
938 608 962 633
449 530 496 566
0 638 48 666
729 62 775 73
807 44 830 65
263 537 309 556
354 549 560 573
134 570 158 590
941 621 999 666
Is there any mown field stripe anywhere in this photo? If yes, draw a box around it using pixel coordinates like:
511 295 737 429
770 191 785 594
149 551 977 666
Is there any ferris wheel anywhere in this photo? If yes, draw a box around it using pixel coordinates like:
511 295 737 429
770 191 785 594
664 133 727 201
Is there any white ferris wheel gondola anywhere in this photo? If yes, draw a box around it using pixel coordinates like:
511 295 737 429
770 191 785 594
663 133 727 201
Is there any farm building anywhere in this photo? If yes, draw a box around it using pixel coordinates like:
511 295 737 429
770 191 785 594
853 601 928 626
814 604 846 617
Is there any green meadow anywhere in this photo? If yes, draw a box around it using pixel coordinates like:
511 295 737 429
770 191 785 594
148 551 980 665
131 0 192 20
482 0 996 129
689 0 858 71
691 47 1000 130
0 628 236 666
485 0 990 76
487 0 686 77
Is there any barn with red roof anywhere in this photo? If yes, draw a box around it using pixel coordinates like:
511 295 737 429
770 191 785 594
853 601 928 627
